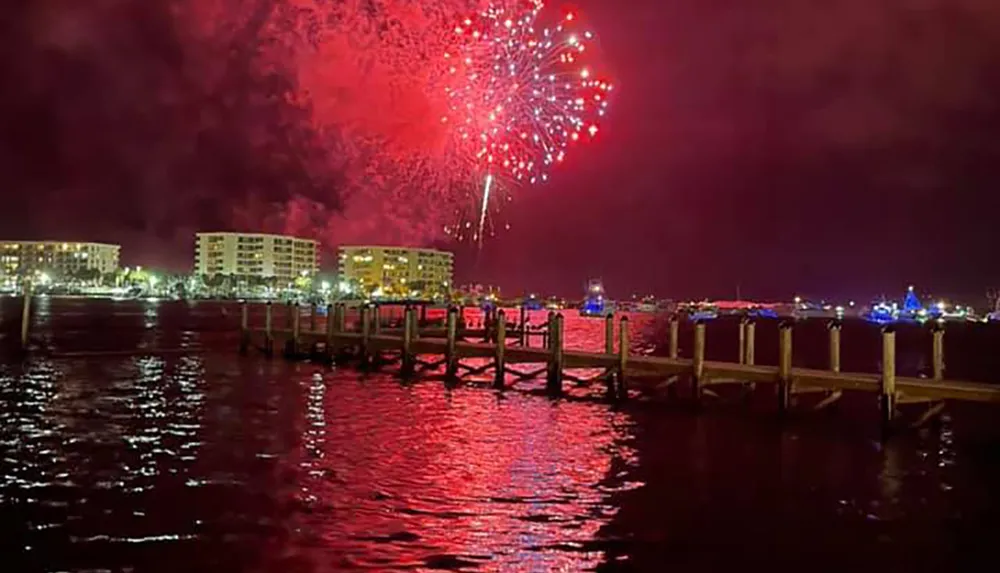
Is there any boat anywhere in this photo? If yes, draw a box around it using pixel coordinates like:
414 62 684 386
681 302 718 321
863 286 928 324
580 279 612 317
747 307 779 319
522 294 544 311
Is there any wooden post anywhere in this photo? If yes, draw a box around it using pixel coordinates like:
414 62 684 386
668 314 679 359
410 305 420 341
881 326 897 431
745 320 756 366
542 310 556 350
618 316 630 399
602 312 616 398
519 305 527 346
483 307 492 343
309 302 317 333
359 304 371 365
325 303 336 363
335 302 346 333
546 313 564 395
401 305 415 378
20 283 32 349
604 313 614 355
370 304 382 365
738 317 746 365
264 301 274 357
828 320 841 373
239 301 250 355
494 309 506 389
445 306 458 379
777 320 793 414
286 302 301 358
692 320 706 401
932 324 945 380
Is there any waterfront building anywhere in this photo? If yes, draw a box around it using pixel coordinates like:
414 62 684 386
337 246 453 299
0 241 120 279
194 232 318 281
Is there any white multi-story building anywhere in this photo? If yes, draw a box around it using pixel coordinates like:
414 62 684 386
194 232 318 280
0 241 120 278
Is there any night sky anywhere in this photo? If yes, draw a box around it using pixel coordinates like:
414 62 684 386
3 1 1000 301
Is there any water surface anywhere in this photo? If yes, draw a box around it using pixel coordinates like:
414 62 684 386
0 298 997 571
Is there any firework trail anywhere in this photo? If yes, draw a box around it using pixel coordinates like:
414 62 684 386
441 0 612 245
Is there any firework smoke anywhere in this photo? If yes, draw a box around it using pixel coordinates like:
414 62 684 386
0 0 607 258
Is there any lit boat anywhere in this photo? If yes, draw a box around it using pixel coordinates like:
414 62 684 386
748 307 779 319
522 294 544 311
863 286 928 324
580 279 612 317
681 302 718 320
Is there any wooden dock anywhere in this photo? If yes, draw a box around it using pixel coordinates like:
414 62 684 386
241 301 1000 433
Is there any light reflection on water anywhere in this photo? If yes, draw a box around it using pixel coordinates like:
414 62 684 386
0 298 997 571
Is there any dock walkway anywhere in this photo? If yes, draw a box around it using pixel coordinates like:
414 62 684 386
241 301 1000 433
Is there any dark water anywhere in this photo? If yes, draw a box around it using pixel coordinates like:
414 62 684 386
1 298 999 572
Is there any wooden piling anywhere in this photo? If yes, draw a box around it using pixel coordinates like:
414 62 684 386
546 313 564 395
359 304 371 364
881 326 897 431
932 324 945 380
618 316 629 399
604 313 615 355
20 283 32 349
445 306 458 379
335 302 346 333
745 320 756 366
309 302 317 334
810 319 844 411
519 305 527 345
409 305 420 341
692 320 706 401
668 314 679 359
286 302 301 358
264 302 274 357
401 305 415 378
604 313 616 398
483 307 492 343
239 301 249 355
371 304 382 365
494 309 506 389
828 320 842 373
777 321 793 414
543 311 555 350
738 318 746 365
325 303 336 362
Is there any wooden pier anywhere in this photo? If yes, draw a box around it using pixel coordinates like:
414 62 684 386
241 301 1000 434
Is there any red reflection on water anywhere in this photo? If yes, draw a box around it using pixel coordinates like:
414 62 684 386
275 371 635 570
